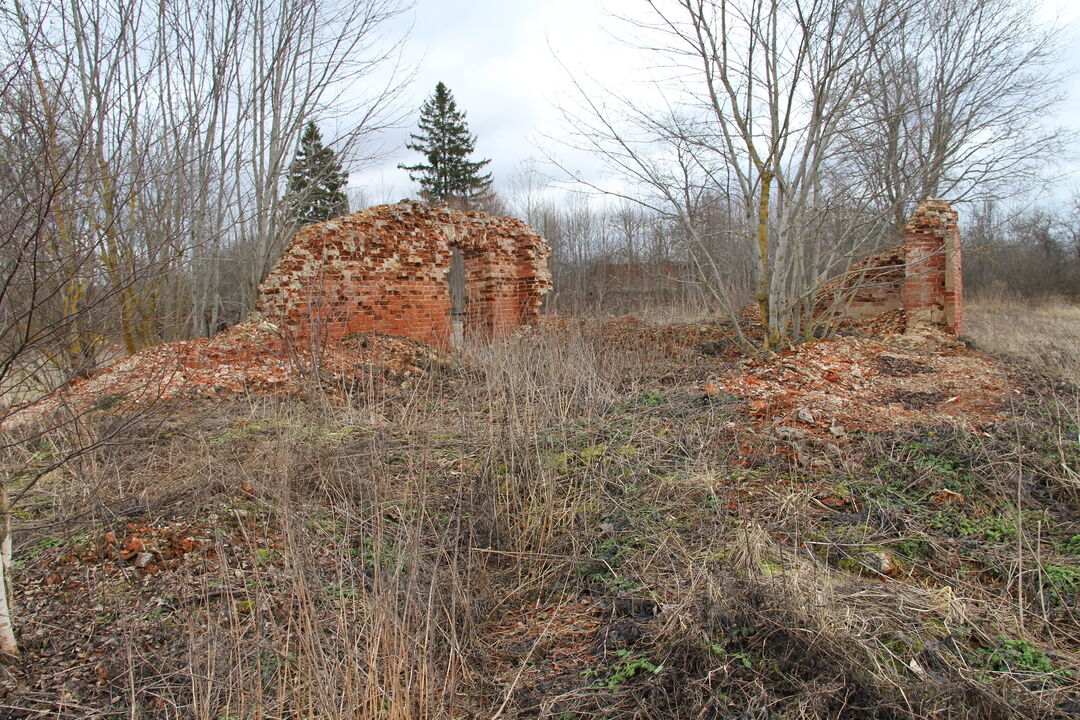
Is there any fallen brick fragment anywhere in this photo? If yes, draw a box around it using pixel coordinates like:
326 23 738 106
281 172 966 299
705 326 1010 438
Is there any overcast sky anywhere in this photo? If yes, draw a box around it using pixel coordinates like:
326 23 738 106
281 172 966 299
350 0 1080 207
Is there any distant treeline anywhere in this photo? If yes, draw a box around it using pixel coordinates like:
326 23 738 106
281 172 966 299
489 189 1080 315
963 201 1080 301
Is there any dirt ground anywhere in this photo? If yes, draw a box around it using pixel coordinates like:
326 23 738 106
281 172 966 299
2 307 1079 719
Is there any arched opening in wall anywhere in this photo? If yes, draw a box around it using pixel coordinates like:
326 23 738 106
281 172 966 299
449 246 466 348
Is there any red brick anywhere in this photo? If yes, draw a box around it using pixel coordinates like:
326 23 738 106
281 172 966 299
256 202 552 348
819 199 963 335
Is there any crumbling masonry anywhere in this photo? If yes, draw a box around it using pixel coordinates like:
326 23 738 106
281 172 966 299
830 199 963 334
257 202 552 348
257 199 959 350
903 199 962 334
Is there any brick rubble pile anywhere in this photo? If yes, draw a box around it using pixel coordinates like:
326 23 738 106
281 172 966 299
705 328 1009 439
7 316 441 425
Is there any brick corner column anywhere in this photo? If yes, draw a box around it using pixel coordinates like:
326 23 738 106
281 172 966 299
942 206 963 335
902 198 963 335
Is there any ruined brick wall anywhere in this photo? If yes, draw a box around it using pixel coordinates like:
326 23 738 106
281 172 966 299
902 199 962 334
824 199 963 334
256 202 552 348
822 247 906 318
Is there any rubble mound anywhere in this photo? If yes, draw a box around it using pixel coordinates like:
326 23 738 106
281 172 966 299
8 316 442 425
705 326 1010 438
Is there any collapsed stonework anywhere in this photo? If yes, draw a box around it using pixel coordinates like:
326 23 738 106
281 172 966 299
257 202 552 348
827 199 963 335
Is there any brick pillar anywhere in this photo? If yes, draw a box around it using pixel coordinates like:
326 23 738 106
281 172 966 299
942 208 962 335
902 199 963 335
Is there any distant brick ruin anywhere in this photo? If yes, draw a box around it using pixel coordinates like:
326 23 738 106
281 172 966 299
587 260 699 311
257 202 552 348
830 199 963 335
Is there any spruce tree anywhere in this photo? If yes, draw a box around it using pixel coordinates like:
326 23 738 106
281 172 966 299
287 121 349 226
399 82 492 206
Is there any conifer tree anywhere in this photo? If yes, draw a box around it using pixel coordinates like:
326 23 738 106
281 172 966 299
287 121 349 226
399 82 492 206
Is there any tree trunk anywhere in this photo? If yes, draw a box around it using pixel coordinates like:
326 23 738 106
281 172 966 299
756 170 773 347
0 484 18 659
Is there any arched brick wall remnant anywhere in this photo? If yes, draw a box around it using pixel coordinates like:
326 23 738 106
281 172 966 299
256 201 552 348
823 199 963 335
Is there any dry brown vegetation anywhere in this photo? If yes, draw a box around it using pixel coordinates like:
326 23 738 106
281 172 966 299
966 296 1080 386
1 306 1079 719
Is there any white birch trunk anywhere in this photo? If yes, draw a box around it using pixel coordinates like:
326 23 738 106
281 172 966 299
0 484 18 658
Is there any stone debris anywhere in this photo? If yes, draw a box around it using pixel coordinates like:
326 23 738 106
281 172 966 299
705 327 1010 439
5 315 442 426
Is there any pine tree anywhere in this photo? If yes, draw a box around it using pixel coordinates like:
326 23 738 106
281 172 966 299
399 82 492 206
287 122 349 226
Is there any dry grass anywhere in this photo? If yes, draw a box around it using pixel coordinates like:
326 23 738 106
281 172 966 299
966 295 1080 386
2 311 1080 719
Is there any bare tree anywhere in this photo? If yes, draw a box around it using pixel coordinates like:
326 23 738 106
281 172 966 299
229 0 411 312
147 0 411 335
555 0 907 345
963 200 1080 300
9 0 411 343
0 20 152 655
848 0 1067 229
0 0 411 658
506 160 553 228
555 0 1068 347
